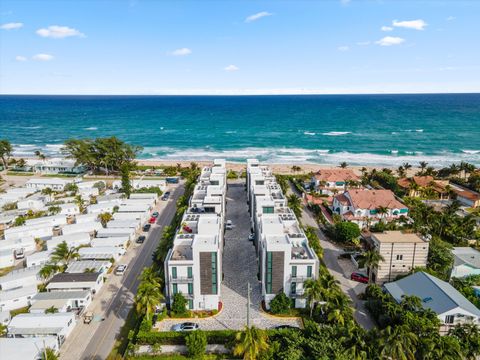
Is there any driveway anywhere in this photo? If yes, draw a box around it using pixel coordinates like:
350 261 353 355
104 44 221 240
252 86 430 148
59 183 185 360
156 180 302 331
289 183 375 330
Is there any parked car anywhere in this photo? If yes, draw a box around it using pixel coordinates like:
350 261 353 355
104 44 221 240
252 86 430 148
274 325 297 330
136 235 146 244
143 224 151 232
350 272 369 284
152 211 159 218
161 191 171 201
14 249 25 260
248 233 255 241
83 311 94 324
115 264 128 275
149 217 156 224
172 322 199 332
166 177 179 184
225 220 233 230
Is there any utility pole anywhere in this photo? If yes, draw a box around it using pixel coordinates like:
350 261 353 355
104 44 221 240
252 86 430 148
247 282 251 328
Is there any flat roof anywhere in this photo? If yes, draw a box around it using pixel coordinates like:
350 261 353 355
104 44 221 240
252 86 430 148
372 231 426 244
0 337 58 360
49 272 101 283
32 290 90 301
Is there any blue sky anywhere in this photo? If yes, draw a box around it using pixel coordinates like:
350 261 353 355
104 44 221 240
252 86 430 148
1 0 479 94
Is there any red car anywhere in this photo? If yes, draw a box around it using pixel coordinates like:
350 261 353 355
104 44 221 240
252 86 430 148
149 217 156 224
351 272 369 284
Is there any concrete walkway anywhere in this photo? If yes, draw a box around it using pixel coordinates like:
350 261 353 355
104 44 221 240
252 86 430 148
156 180 302 331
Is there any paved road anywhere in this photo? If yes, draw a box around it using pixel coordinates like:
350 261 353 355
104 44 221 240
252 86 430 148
60 183 184 360
289 182 375 330
157 180 302 331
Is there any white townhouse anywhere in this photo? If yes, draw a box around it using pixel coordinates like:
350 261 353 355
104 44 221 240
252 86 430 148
311 168 361 195
30 290 92 314
0 336 59 360
247 160 319 309
7 313 76 347
332 189 409 228
164 160 226 312
25 178 76 192
385 271 480 334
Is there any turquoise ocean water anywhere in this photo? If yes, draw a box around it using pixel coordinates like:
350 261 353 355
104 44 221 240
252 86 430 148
0 94 479 166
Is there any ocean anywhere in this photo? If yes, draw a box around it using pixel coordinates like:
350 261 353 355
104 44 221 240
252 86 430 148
0 94 479 167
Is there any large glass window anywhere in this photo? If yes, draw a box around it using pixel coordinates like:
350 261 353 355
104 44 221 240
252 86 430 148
187 267 193 279
188 300 193 310
291 282 297 294
307 266 312 278
171 267 177 279
188 283 193 295
172 284 178 294
212 252 218 295
266 252 273 294
263 206 274 214
291 265 297 277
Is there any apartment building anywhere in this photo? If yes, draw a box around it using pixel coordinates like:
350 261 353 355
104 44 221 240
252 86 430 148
367 231 429 284
247 160 319 309
164 160 226 311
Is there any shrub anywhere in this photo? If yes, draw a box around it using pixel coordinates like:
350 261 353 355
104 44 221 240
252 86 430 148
334 222 361 243
171 293 188 315
186 330 207 359
139 317 153 332
269 292 291 314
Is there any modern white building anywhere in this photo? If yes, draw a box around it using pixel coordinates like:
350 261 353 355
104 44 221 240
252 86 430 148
247 160 319 309
7 313 76 347
25 178 75 192
164 160 226 311
0 336 59 360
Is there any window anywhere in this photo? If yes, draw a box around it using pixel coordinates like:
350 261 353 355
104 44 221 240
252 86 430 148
188 300 194 310
445 315 455 324
396 255 403 261
210 180 219 185
204 207 215 213
172 267 177 279
211 252 218 295
187 267 193 279
263 206 274 214
266 252 273 294
256 180 264 185
307 266 312 278
172 284 178 294
291 282 297 294
291 266 297 277
188 283 193 295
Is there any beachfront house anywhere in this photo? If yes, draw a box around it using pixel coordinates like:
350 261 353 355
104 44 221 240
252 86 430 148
7 313 76 347
384 271 480 333
366 231 429 284
397 176 450 199
24 158 85 175
332 189 409 228
452 186 480 208
451 247 480 278
25 178 76 192
311 168 361 195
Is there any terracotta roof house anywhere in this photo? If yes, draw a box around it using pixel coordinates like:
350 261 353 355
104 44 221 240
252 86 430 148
397 176 450 198
311 169 361 195
452 186 480 208
332 189 409 228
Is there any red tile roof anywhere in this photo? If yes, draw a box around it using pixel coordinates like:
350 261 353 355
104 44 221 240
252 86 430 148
340 189 406 210
314 168 360 183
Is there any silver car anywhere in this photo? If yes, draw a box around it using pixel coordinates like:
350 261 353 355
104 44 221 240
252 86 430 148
172 322 199 332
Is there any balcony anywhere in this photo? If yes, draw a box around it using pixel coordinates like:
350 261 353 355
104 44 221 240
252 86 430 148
291 290 305 298
170 276 194 283
290 275 311 282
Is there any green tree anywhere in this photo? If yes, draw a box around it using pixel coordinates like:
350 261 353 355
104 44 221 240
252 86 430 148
45 306 59 314
269 292 291 314
0 139 13 169
360 250 385 284
339 162 348 168
287 194 302 220
48 205 61 215
64 183 79 193
303 278 323 318
39 264 60 280
334 222 361 243
379 325 418 360
41 348 59 360
234 326 269 360
50 241 79 270
135 282 164 321
97 212 112 227
171 292 188 315
185 330 207 359
121 163 132 198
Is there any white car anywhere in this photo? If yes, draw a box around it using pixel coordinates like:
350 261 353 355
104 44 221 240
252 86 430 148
225 220 233 230
115 264 128 275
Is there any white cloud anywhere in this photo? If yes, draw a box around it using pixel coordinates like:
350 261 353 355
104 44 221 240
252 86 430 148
340 0 351 5
338 46 349 52
375 36 405 46
33 53 54 61
224 65 239 72
170 48 192 56
1 22 23 30
36 25 85 38
356 41 370 46
245 11 272 23
15 55 27 62
381 26 393 32
392 19 427 30
446 16 456 21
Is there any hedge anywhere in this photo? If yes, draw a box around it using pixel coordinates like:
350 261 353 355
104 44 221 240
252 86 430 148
136 330 237 345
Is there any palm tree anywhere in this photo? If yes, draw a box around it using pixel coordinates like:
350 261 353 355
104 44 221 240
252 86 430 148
135 282 164 320
397 166 406 178
361 250 385 284
39 264 59 280
41 187 54 196
379 325 418 360
287 194 302 220
376 206 389 220
291 165 301 174
45 306 59 314
303 278 323 318
98 212 113 227
339 162 348 168
50 241 79 270
74 195 85 213
327 308 346 326
41 347 59 360
139 267 162 287
233 326 269 360
402 162 412 172
419 161 428 175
